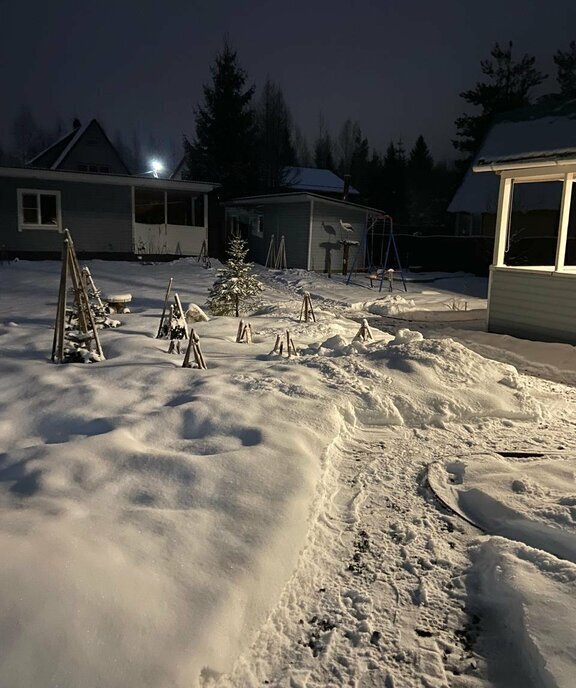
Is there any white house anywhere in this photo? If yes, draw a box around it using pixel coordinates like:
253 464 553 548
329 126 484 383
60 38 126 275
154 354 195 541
476 148 576 343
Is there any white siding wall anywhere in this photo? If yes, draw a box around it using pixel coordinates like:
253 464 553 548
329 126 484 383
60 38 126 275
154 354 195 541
309 201 367 273
488 267 576 343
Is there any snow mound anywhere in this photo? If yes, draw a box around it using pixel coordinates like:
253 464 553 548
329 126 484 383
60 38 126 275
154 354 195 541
470 538 576 688
303 334 542 426
390 328 424 344
184 302 210 323
364 295 417 316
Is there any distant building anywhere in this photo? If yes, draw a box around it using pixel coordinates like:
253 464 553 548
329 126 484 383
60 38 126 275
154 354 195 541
224 192 381 272
0 119 218 258
282 167 359 197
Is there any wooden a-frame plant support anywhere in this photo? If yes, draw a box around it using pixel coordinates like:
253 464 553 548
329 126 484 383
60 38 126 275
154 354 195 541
236 319 253 343
271 330 298 357
51 229 104 363
265 235 276 269
275 235 287 270
156 277 174 338
298 291 316 323
196 240 210 267
182 328 207 369
354 318 373 342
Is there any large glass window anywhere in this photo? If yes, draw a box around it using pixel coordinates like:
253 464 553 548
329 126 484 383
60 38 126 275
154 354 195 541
194 194 205 227
134 188 165 224
135 189 204 226
18 189 61 230
506 181 562 266
167 191 193 225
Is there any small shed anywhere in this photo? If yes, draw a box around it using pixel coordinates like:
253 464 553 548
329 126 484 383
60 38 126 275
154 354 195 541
223 193 382 272
475 151 576 343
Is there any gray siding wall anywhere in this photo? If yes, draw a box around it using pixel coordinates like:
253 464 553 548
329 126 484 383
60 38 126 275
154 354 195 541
247 201 311 268
309 201 367 273
488 267 576 343
0 176 133 253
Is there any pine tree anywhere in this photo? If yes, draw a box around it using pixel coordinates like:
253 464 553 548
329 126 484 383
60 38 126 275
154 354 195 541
184 40 257 198
206 234 263 317
453 42 547 159
256 79 296 192
293 125 312 167
554 41 576 98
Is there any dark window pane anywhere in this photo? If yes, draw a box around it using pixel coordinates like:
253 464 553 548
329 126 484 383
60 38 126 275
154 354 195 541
22 194 38 223
194 194 204 227
135 188 165 224
78 164 87 172
167 191 193 225
40 194 58 225
99 166 109 174
507 182 562 266
89 165 98 173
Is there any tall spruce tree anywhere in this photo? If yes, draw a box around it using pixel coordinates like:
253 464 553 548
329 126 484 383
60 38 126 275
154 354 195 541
381 141 408 223
185 41 257 198
293 125 312 167
206 233 263 317
407 135 434 224
554 41 576 98
453 42 547 159
256 79 296 192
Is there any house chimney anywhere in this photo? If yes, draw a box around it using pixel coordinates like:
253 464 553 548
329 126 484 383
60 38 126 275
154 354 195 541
73 118 82 129
342 174 351 201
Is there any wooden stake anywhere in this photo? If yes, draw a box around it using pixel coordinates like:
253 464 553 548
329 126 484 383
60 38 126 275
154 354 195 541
265 235 276 269
298 291 316 323
275 235 287 270
182 329 207 369
51 238 69 362
237 320 252 343
271 333 281 354
156 277 174 338
173 293 189 339
354 318 373 342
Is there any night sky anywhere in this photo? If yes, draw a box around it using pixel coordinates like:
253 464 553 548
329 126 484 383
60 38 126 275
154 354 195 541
2 0 576 167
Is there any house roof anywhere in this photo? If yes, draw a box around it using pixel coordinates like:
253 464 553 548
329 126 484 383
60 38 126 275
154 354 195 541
0 165 219 193
26 119 132 174
284 166 359 194
449 98 576 213
223 192 383 214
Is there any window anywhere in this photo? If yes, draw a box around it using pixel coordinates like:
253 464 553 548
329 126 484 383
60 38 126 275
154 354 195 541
17 189 61 230
134 188 205 226
167 191 193 225
99 165 109 174
193 194 205 227
78 164 88 172
134 188 165 224
251 214 263 237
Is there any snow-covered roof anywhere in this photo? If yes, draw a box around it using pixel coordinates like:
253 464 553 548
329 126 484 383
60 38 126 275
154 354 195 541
449 99 576 213
284 166 359 194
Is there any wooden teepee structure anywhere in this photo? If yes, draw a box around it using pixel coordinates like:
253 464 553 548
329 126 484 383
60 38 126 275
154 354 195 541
51 229 104 363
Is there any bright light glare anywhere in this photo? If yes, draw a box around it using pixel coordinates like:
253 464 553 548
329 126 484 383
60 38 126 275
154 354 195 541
150 159 164 173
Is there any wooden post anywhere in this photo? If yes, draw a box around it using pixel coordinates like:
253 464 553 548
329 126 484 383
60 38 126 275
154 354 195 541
493 176 513 267
173 293 189 338
51 239 69 362
183 329 207 369
299 292 316 323
156 277 173 338
555 172 574 271
354 318 373 342
275 235 287 270
265 235 276 269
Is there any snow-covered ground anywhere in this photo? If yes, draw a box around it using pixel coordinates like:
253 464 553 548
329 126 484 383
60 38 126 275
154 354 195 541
1 259 575 687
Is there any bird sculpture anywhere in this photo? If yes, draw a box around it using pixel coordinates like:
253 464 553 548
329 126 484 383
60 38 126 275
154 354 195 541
339 219 354 232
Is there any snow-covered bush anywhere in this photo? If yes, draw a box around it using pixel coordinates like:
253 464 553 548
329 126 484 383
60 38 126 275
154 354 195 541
206 234 263 317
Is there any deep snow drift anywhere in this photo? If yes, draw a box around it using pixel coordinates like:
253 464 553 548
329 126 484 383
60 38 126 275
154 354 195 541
0 259 575 687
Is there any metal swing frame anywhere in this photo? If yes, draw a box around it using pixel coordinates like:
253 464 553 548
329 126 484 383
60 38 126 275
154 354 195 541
346 213 407 292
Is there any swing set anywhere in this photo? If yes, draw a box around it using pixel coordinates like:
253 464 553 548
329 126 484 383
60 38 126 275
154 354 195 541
346 214 407 292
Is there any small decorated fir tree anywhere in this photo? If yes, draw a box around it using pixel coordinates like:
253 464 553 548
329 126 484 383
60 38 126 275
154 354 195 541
207 234 263 317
